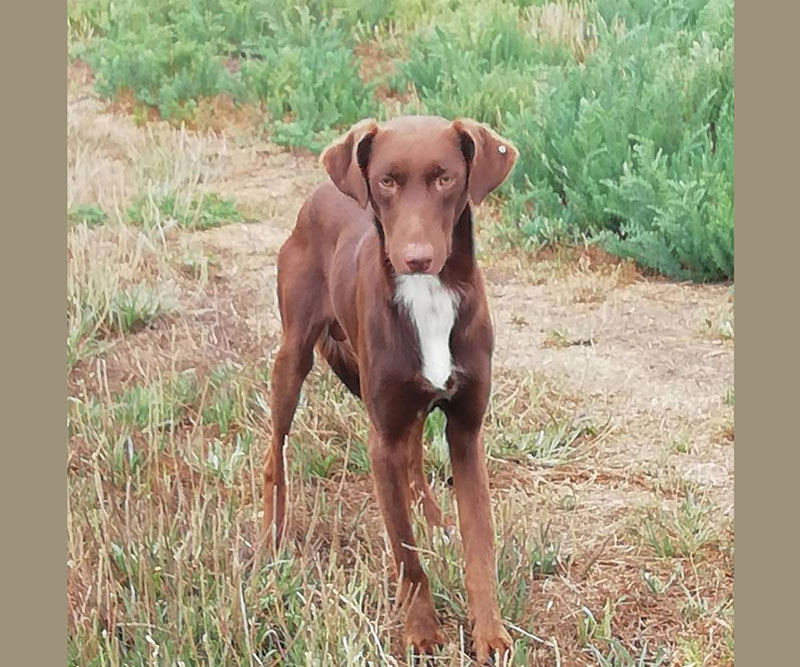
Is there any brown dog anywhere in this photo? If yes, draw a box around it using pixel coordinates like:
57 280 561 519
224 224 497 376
263 115 518 661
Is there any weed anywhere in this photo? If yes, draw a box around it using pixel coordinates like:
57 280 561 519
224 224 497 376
542 327 594 349
677 636 707 667
106 283 176 333
642 492 719 559
345 438 372 475
706 308 735 341
543 327 571 349
575 596 671 665
723 386 734 406
588 640 669 667
68 203 108 227
74 0 381 151
177 247 218 283
67 2 735 662
491 418 597 466
127 191 244 231
642 563 682 597
70 0 734 279
67 223 179 367
672 436 693 455
423 407 451 478
394 0 734 281
290 438 341 480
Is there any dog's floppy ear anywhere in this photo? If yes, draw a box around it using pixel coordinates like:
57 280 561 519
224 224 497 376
320 119 379 208
452 119 519 206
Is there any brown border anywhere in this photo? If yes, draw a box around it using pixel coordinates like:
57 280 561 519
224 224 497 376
735 1 796 664
2 2 66 664
1 0 791 663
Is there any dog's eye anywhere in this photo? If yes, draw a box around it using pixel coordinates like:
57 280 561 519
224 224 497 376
437 175 454 188
379 176 395 188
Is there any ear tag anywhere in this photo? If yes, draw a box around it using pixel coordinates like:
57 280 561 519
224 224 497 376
498 145 507 155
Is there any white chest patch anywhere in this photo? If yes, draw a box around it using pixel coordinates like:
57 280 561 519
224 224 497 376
394 274 460 390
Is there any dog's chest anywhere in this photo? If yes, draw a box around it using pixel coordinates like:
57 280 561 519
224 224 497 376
394 275 460 390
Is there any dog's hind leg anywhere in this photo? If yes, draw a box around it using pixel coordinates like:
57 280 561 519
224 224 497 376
263 240 326 547
408 421 444 529
316 326 361 398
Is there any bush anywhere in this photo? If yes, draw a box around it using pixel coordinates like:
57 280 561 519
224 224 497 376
76 0 380 151
70 0 734 281
394 0 734 281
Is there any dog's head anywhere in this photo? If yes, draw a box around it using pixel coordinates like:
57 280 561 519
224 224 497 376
321 116 518 275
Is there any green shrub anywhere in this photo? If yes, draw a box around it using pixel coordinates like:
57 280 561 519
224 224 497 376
70 0 734 281
236 7 379 152
393 0 733 280
76 0 380 150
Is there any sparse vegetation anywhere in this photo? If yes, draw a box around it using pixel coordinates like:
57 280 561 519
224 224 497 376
67 2 734 664
69 202 108 227
724 387 734 406
127 191 245 230
640 493 723 560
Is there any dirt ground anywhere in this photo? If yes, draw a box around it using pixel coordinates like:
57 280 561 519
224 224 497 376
68 63 734 664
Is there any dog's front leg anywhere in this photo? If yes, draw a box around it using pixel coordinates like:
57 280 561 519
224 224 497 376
446 417 512 663
368 423 445 654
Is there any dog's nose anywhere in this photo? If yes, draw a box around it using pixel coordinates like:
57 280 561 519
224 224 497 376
403 244 434 273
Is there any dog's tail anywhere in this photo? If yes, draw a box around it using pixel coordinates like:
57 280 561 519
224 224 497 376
316 324 361 398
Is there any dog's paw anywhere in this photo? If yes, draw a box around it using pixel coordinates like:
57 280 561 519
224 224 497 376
405 604 445 655
472 621 512 664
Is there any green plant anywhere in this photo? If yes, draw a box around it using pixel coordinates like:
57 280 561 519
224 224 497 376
106 284 177 333
71 0 734 279
393 0 734 281
723 387 734 406
127 191 244 230
490 418 597 465
642 492 718 558
68 203 108 227
74 0 381 151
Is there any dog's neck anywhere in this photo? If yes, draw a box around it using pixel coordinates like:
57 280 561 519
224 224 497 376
385 205 475 391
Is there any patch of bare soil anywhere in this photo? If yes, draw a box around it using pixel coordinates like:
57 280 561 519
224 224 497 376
491 269 734 511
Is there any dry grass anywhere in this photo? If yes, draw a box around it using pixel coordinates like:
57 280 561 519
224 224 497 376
526 1 599 63
67 67 733 666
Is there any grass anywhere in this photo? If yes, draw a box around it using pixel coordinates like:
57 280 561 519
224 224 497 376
68 359 633 665
542 327 595 350
723 387 734 407
640 493 722 560
127 191 245 231
66 222 180 369
69 329 731 663
490 418 600 466
69 202 108 227
69 333 730 663
66 94 249 370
